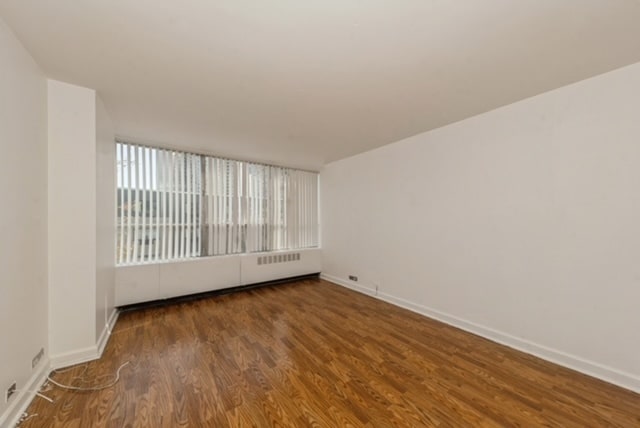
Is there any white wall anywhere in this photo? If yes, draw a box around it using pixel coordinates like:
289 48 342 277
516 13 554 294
95 96 116 341
321 61 640 392
48 81 117 368
48 80 97 358
0 18 48 424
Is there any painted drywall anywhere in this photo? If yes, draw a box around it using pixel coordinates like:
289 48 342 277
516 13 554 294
95 96 116 340
48 81 118 368
322 62 640 391
0 17 48 424
48 80 98 358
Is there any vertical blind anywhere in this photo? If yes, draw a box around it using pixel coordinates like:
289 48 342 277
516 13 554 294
116 142 319 265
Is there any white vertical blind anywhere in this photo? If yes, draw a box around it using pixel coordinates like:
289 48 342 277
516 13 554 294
234 164 317 254
117 143 125 263
204 157 244 256
117 143 202 264
116 141 318 265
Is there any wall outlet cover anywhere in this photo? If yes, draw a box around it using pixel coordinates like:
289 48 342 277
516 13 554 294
6 381 16 402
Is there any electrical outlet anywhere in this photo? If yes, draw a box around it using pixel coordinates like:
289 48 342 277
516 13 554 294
348 275 358 281
6 382 16 402
32 347 44 369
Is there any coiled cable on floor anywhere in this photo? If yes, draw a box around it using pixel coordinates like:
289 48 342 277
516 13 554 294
46 361 130 391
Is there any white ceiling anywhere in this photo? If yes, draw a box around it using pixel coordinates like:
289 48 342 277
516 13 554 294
2 1 640 170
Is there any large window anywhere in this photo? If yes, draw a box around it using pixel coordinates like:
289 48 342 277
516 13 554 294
116 142 319 265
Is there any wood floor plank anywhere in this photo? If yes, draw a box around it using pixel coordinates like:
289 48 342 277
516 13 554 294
20 278 640 427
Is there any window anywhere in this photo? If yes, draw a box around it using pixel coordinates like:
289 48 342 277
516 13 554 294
116 142 319 265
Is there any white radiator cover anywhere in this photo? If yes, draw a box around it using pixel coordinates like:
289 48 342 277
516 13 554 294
240 250 320 286
115 248 321 306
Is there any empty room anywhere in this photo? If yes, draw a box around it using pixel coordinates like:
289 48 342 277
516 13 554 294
1 1 639 427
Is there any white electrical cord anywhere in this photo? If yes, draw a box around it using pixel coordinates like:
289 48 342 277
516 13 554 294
14 390 54 403
47 361 130 391
17 412 38 426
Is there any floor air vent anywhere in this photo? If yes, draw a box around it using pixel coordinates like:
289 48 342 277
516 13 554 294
257 252 301 265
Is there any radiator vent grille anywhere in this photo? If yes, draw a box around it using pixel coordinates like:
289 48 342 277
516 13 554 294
257 252 301 265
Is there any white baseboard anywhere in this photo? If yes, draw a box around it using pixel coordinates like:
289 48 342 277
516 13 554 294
97 309 119 357
320 273 377 296
49 345 100 370
1 309 121 426
0 359 50 428
321 274 640 394
50 309 119 370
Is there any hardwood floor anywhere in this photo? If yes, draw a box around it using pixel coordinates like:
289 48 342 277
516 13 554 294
21 278 639 427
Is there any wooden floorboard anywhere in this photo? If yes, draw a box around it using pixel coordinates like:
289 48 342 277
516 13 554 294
21 278 640 427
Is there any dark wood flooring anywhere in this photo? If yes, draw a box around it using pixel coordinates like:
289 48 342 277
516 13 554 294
21 278 640 427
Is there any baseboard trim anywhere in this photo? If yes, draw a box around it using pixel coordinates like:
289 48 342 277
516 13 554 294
321 274 640 394
320 273 376 296
3 310 121 426
0 359 50 428
50 308 119 370
49 345 99 370
97 309 119 357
